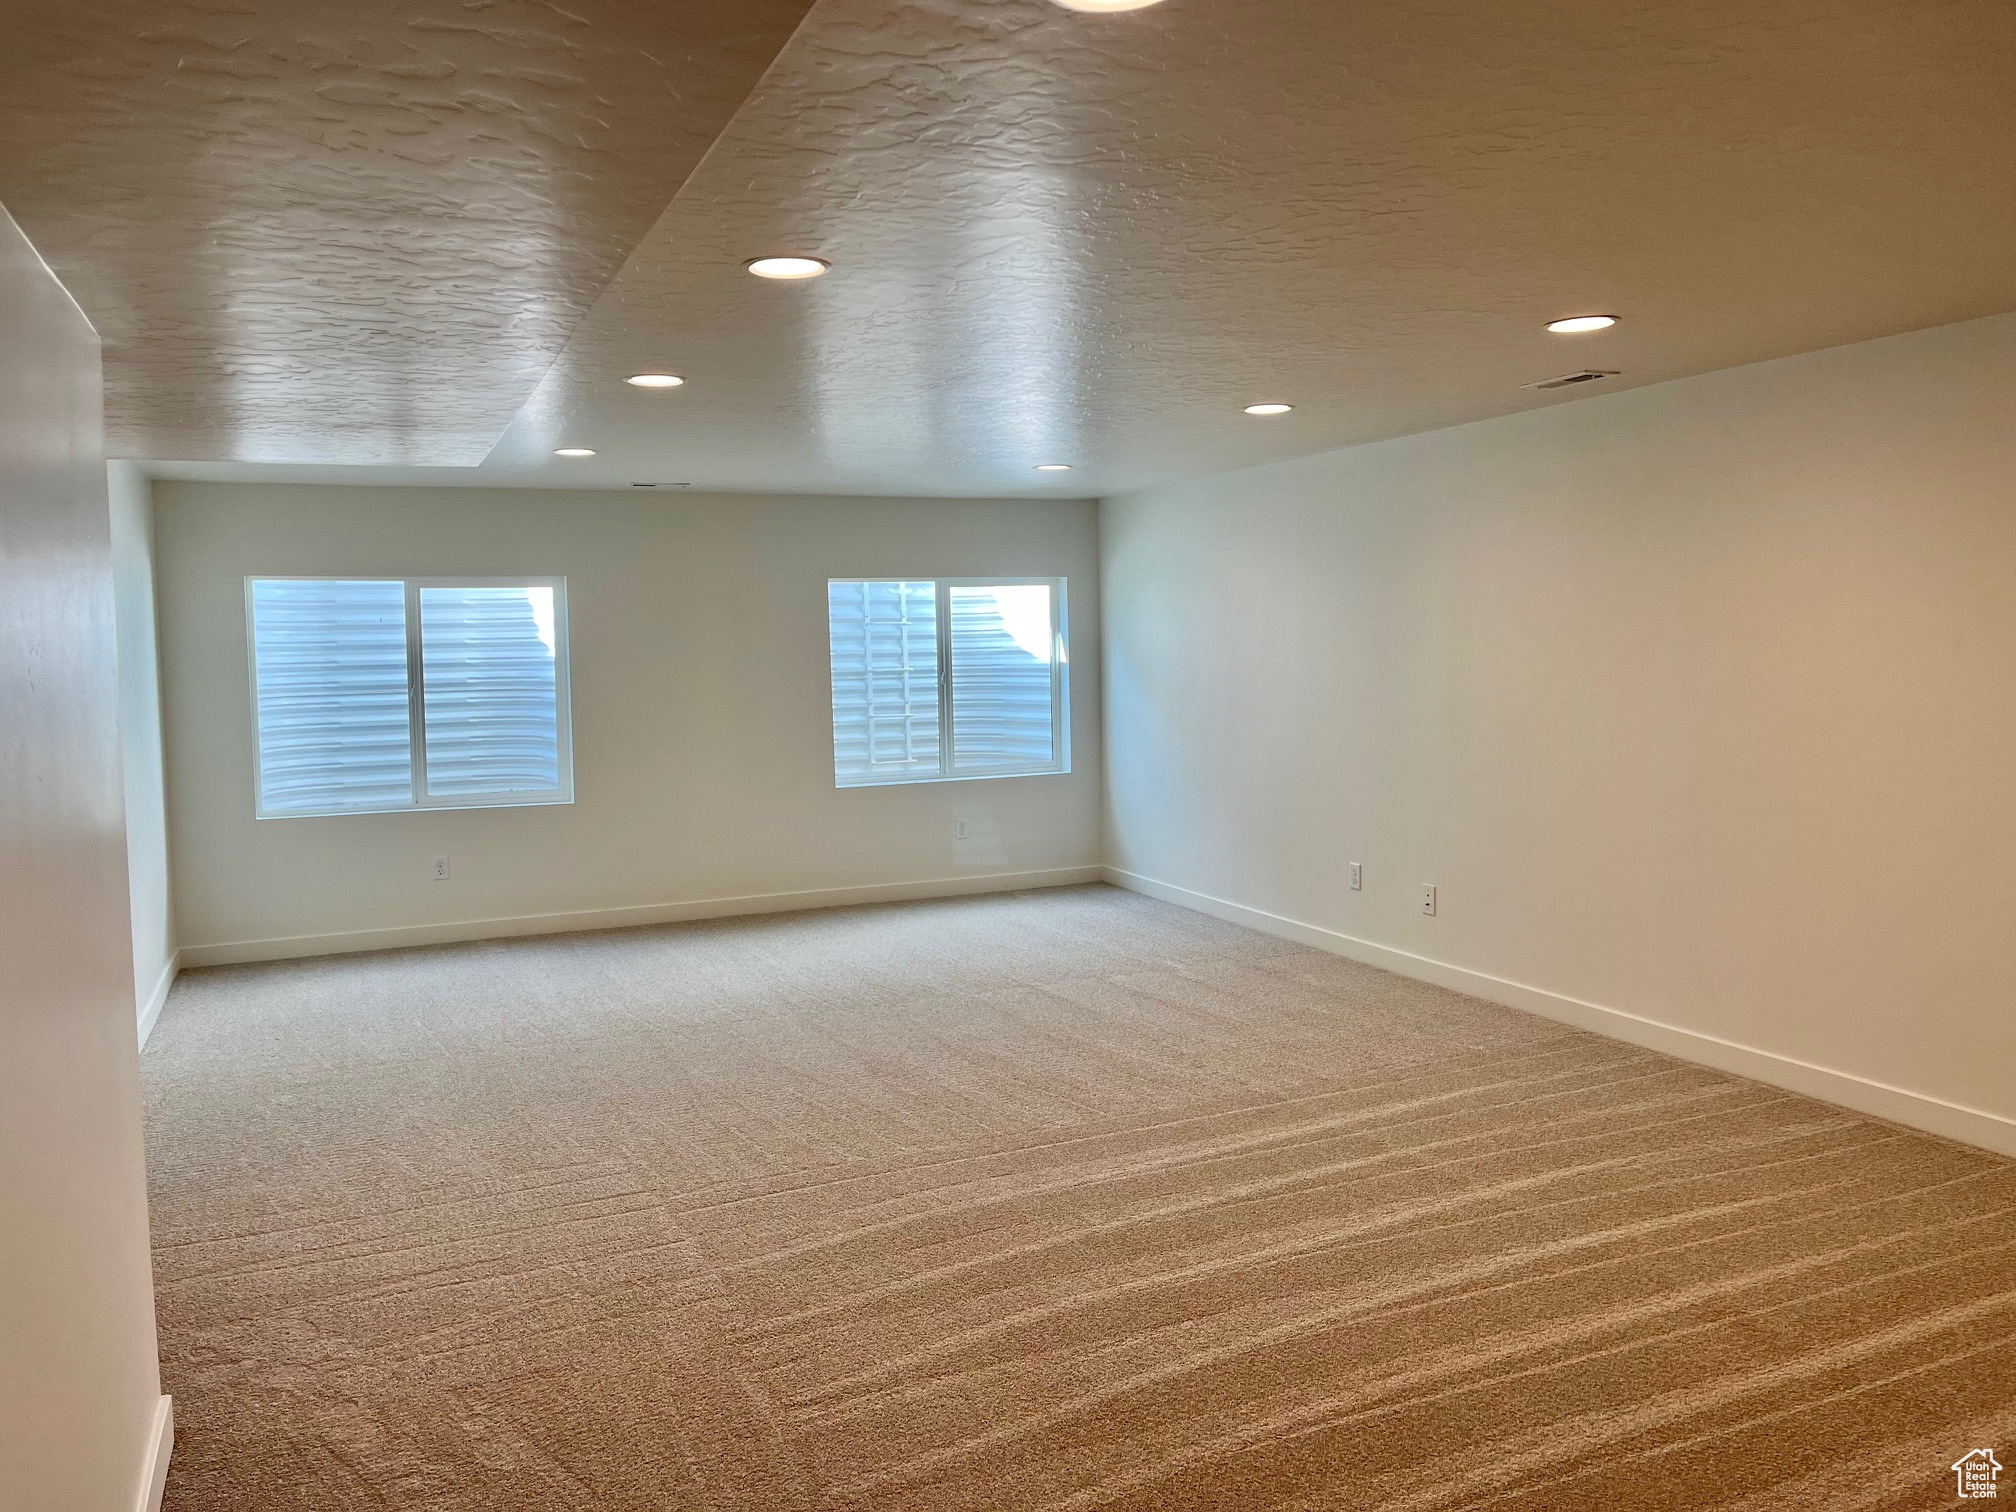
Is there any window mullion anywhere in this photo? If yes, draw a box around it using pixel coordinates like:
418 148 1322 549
405 580 426 808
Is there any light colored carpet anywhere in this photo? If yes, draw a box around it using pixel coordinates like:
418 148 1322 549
143 884 2016 1510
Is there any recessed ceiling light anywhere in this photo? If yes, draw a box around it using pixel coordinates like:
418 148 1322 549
1546 315 1618 334
1244 403 1294 416
1035 463 1073 472
625 373 684 388
553 448 596 458
1051 0 1168 10
746 256 830 280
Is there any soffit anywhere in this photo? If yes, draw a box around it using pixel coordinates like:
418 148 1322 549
0 0 816 464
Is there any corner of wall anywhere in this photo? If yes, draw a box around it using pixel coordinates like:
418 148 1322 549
136 950 179 1051
136 1395 173 1512
107 460 177 1038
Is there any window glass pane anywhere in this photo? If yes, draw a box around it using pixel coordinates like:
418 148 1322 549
949 583 1056 773
250 579 413 814
830 580 941 785
418 585 562 798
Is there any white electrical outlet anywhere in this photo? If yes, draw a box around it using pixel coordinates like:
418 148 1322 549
955 817 969 840
432 856 450 881
1420 883 1437 917
1349 862 1363 892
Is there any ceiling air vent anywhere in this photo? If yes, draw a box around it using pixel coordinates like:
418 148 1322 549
1525 369 1620 392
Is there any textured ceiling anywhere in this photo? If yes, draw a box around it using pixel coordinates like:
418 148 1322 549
0 0 815 464
14 0 2016 492
477 0 2016 495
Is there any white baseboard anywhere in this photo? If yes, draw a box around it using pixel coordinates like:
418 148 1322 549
136 952 179 1050
1106 866 2016 1161
179 866 1107 969
136 1395 172 1512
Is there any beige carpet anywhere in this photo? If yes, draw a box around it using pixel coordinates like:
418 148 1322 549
143 884 2016 1510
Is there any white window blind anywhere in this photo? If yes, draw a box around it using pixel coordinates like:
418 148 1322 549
948 583 1058 774
250 579 414 815
419 585 563 799
829 578 1067 788
828 579 943 784
248 577 572 817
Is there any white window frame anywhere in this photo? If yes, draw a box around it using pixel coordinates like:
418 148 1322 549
829 576 1070 789
245 575 575 819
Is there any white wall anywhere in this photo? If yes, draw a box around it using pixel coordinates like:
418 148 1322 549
108 461 175 1042
156 484 1102 961
0 208 168 1510
1103 312 2016 1153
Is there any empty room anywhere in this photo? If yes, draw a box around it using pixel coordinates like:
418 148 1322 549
4 1 2015 1508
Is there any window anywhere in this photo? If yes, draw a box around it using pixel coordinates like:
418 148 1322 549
828 578 1067 787
247 577 572 817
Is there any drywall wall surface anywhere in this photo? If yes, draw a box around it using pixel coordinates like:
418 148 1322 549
155 485 1101 954
0 208 164 1509
1103 312 2016 1132
109 460 175 1040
